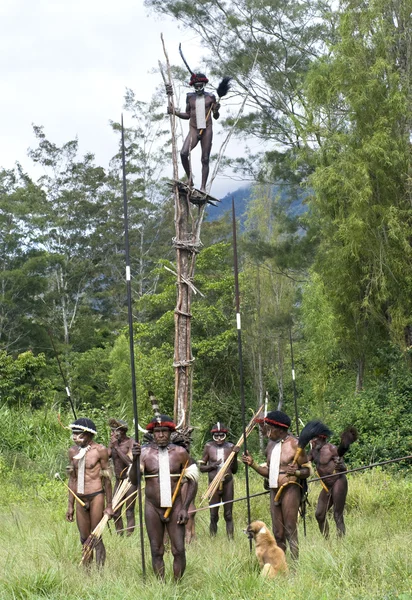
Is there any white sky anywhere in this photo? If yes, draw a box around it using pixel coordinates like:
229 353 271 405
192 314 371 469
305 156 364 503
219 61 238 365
0 0 252 197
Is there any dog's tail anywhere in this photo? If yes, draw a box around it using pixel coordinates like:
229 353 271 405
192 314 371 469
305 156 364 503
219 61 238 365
261 564 277 580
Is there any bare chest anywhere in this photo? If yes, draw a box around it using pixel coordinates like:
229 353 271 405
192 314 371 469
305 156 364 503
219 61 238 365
142 446 183 475
267 438 296 466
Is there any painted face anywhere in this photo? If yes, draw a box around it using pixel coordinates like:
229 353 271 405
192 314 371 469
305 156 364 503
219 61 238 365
266 424 287 441
312 436 326 451
194 82 205 94
72 432 86 446
111 428 125 441
153 426 172 448
213 432 226 445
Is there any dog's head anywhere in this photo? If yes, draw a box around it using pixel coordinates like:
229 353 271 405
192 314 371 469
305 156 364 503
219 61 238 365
244 520 268 540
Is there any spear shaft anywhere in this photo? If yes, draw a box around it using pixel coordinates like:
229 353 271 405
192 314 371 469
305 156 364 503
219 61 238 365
121 115 146 578
232 198 252 551
188 454 412 514
289 326 299 437
289 325 307 535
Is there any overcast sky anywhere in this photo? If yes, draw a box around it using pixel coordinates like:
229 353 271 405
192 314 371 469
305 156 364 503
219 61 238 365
1 0 249 197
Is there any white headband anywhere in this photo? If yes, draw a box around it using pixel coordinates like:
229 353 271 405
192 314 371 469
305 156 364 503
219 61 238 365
69 424 96 435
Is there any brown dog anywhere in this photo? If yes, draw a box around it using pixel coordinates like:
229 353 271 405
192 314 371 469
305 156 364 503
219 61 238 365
246 520 288 578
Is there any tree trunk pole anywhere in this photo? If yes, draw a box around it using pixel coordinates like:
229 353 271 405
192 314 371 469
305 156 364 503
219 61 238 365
160 35 206 425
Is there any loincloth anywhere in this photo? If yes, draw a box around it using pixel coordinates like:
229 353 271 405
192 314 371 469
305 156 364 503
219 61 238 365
145 497 181 524
77 489 104 511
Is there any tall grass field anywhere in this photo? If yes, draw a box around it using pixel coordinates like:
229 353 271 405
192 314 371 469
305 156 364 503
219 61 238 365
1 466 411 600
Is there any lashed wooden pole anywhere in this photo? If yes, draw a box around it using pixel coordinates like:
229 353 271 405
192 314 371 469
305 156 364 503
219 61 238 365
160 35 207 425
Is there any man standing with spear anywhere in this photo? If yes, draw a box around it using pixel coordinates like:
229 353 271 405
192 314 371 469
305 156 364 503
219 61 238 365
130 413 199 580
166 44 231 192
242 410 311 560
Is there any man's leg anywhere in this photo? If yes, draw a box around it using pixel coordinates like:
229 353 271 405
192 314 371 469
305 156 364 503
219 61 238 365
76 499 93 567
166 499 187 581
113 480 124 535
315 488 332 538
181 130 199 185
209 488 220 536
222 479 234 539
332 477 348 537
270 489 286 553
200 126 213 191
89 494 106 567
125 483 137 536
281 484 301 560
145 500 166 579
181 483 196 544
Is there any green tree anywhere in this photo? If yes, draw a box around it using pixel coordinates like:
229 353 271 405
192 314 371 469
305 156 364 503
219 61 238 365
0 350 53 409
145 0 334 188
303 0 412 390
0 168 50 352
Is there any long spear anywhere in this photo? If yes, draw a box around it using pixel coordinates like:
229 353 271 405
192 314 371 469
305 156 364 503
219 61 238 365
47 328 77 419
289 326 299 436
232 197 252 551
288 325 307 536
120 115 146 578
188 454 412 514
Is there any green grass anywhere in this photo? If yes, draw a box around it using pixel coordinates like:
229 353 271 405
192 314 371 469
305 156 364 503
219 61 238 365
1 470 411 600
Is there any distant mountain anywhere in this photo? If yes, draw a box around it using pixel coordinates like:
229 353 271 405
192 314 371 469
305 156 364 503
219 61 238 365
206 185 251 222
206 184 307 224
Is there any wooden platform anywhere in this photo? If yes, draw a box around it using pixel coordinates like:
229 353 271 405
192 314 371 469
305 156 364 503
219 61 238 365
170 180 221 207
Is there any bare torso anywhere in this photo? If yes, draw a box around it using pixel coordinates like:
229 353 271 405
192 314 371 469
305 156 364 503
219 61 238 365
309 443 343 488
186 92 217 129
266 436 307 487
141 443 190 506
202 441 236 483
110 436 134 479
69 442 107 495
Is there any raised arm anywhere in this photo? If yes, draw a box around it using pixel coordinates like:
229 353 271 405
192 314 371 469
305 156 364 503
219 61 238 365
129 441 142 486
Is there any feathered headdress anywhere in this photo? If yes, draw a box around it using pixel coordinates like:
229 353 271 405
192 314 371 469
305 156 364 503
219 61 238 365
293 420 332 463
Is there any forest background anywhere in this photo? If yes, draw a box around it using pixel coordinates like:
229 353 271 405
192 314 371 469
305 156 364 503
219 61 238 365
1 0 411 551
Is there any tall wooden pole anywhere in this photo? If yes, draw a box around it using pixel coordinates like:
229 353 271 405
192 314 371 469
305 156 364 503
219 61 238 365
160 35 206 425
120 115 146 578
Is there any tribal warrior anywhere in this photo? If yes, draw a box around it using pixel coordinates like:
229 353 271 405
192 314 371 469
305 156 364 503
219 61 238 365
308 425 358 538
108 418 136 536
130 414 199 580
168 72 219 192
66 418 113 567
199 422 238 539
242 410 310 560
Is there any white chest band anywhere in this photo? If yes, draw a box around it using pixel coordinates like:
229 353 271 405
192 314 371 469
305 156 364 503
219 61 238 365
73 445 91 494
195 95 206 129
269 441 282 489
158 448 172 507
216 447 224 470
